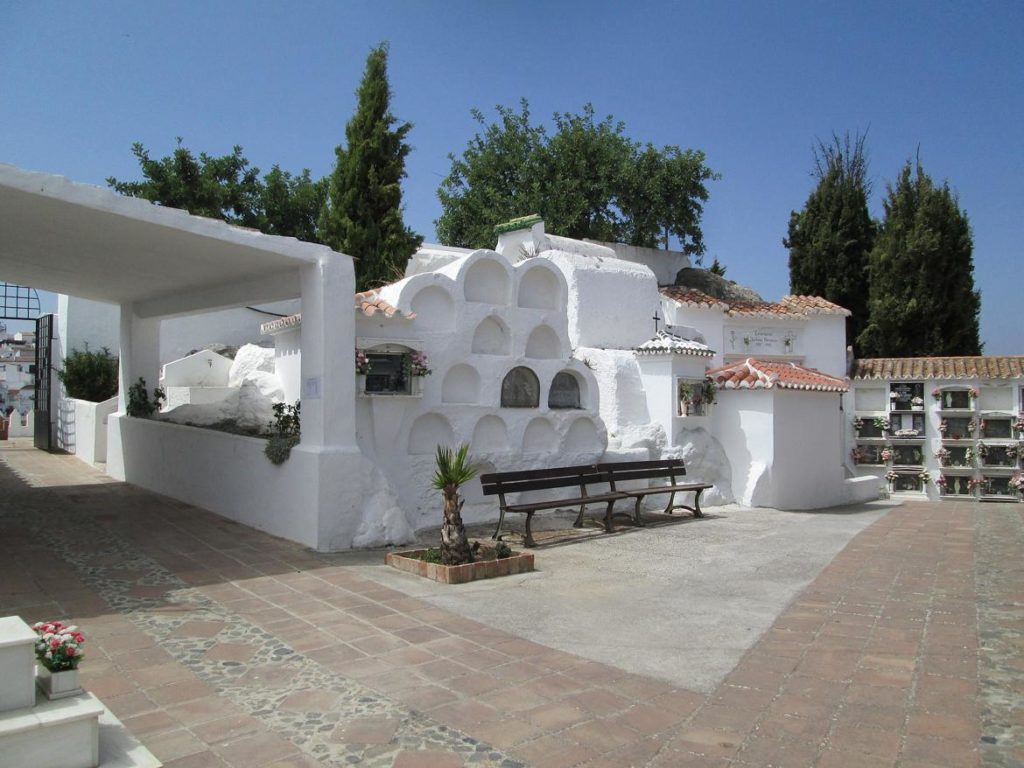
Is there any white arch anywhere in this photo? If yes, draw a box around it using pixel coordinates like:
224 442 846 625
408 413 455 455
522 417 559 452
471 316 511 356
464 258 510 305
525 325 562 359
441 364 481 404
471 415 510 453
517 263 562 310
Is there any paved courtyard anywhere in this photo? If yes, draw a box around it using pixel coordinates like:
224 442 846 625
1 441 1021 767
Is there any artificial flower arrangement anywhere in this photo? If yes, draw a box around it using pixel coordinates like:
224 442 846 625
32 621 85 671
910 396 925 408
885 470 900 483
873 416 890 432
1006 443 1019 459
355 349 372 375
939 419 948 435
969 387 980 399
880 447 894 462
403 350 432 377
968 477 985 491
1010 474 1024 494
932 388 943 400
934 447 951 465
1015 414 1024 436
935 475 948 491
918 470 931 483
964 447 976 466
977 442 990 460
850 446 864 463
851 416 864 432
893 429 920 438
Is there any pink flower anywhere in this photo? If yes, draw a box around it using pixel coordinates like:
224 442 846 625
66 647 76 657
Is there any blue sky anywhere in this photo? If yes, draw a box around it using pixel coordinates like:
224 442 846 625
2 1 1021 353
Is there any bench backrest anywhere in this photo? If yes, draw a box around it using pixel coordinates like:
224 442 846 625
596 459 687 485
480 464 610 496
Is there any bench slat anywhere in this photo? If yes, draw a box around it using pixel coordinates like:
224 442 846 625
595 460 686 472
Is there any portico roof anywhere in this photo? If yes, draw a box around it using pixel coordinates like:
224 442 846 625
707 358 849 392
0 163 342 318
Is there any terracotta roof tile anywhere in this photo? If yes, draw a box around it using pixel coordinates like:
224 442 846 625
660 288 850 318
261 292 414 335
852 356 1024 381
706 358 849 393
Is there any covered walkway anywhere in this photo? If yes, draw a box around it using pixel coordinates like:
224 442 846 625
1 441 1017 767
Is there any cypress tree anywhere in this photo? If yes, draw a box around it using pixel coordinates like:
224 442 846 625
785 133 875 353
321 44 422 291
857 160 981 357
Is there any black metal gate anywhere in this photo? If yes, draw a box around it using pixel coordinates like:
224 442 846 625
34 314 53 450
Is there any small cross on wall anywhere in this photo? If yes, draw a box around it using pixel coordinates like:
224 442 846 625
652 311 661 335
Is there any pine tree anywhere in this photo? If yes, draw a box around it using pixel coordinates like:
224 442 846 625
857 160 981 357
785 133 875 353
321 44 422 292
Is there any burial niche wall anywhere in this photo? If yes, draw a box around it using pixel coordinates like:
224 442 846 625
471 316 511 356
501 366 540 408
564 417 602 452
464 259 510 305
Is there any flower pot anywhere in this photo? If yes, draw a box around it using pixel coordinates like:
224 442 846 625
36 665 82 700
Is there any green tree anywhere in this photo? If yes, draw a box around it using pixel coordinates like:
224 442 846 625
436 101 717 258
320 43 422 291
108 141 326 243
784 133 875 352
108 140 262 226
857 160 981 357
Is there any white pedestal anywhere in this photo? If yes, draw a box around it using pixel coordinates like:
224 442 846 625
0 615 38 713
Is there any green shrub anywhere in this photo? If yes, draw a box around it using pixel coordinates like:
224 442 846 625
264 401 301 464
126 377 164 418
57 348 118 402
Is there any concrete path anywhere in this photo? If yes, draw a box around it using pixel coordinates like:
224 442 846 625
0 442 1018 767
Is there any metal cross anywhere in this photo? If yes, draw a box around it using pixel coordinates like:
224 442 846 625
652 310 661 335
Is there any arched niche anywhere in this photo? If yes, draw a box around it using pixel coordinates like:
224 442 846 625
501 366 540 408
407 413 454 455
471 316 511 356
517 265 561 310
564 417 603 452
524 325 561 360
548 371 582 409
522 417 559 453
464 258 510 305
441 364 480 404
471 415 510 453
410 285 455 332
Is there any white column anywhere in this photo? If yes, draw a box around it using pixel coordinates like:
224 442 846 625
299 255 356 450
117 303 160 414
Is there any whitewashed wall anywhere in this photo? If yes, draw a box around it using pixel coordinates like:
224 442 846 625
712 389 775 506
771 391 846 509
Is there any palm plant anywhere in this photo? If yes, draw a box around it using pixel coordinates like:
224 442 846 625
431 443 478 565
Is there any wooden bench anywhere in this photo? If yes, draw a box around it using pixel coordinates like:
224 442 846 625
597 459 712 524
479 465 629 548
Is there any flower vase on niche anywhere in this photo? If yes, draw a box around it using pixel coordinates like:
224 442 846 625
32 620 85 700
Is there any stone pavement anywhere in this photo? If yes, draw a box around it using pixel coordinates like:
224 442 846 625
0 442 1019 767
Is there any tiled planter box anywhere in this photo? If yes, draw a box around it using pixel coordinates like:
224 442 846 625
386 549 534 584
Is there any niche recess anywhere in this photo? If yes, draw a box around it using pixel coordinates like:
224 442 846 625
471 415 510 453
548 371 581 409
471 316 511 356
524 325 561 360
464 259 510 305
407 413 454 455
501 367 540 408
517 265 561 310
441 364 480 404
410 285 455 332
564 417 602 452
522 417 559 452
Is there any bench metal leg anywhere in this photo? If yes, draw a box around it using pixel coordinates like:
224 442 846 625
573 502 587 528
692 489 704 518
491 507 507 541
523 512 537 548
662 491 677 515
603 500 617 533
633 496 646 526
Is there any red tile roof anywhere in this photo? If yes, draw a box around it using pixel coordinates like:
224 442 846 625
706 358 849 392
852 357 1024 381
260 292 413 335
660 287 850 318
